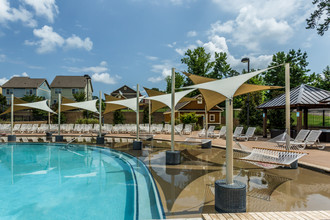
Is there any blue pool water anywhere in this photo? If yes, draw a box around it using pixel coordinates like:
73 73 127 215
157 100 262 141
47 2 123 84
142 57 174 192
0 143 165 220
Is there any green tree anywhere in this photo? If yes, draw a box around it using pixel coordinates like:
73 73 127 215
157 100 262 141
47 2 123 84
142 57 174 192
113 110 125 124
209 52 239 79
181 47 215 86
180 112 200 124
142 106 151 123
263 49 310 128
0 94 7 114
73 91 86 102
308 66 330 90
306 0 330 36
165 71 185 93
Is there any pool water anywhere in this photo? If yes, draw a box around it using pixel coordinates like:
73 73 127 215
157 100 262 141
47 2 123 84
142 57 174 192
0 143 165 220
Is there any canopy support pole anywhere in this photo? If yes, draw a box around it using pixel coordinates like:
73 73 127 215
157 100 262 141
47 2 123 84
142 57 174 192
149 100 151 134
11 94 13 135
96 91 104 144
133 84 142 150
166 67 181 165
285 63 290 150
56 93 63 142
225 98 233 184
205 105 208 138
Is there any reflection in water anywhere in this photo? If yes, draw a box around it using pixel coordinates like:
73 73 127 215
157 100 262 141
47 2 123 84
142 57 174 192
114 139 330 219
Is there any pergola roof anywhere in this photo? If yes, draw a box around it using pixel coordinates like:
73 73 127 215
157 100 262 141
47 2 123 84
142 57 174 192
257 84 330 109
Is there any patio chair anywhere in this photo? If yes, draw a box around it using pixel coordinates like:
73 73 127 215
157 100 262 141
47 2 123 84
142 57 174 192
212 126 226 138
163 124 171 134
0 136 8 142
198 128 206 137
19 124 28 133
13 124 21 133
236 127 257 141
175 124 184 134
183 124 192 135
206 126 215 137
291 130 325 150
276 129 310 146
233 126 244 140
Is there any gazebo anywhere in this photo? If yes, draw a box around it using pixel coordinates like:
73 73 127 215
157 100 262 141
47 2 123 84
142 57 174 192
258 84 330 137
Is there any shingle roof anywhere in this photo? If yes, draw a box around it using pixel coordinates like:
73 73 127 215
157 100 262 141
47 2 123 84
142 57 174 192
2 77 48 88
50 76 90 89
257 84 330 109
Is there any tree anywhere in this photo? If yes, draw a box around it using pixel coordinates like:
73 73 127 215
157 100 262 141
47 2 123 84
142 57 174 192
263 49 310 128
306 0 330 36
142 105 151 124
0 94 6 114
308 66 330 90
113 110 125 124
181 47 214 86
209 52 239 79
180 112 200 125
165 71 185 93
73 91 86 102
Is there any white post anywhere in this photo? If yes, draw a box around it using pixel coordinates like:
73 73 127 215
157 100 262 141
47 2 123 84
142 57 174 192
226 98 233 184
171 68 175 151
149 100 151 134
11 94 14 135
205 105 208 138
136 84 140 141
48 99 51 132
99 91 102 138
285 63 290 150
58 93 61 136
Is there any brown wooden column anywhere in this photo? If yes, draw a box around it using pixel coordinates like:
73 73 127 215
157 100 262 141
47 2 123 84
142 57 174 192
303 108 308 129
296 107 303 132
263 109 267 138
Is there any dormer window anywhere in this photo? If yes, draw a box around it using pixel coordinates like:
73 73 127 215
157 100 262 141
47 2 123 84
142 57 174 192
197 97 203 104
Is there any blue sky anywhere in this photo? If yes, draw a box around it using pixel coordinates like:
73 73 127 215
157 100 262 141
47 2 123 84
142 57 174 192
0 0 329 96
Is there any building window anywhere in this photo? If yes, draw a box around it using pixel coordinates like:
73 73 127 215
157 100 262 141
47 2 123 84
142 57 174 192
53 100 57 104
6 89 13 95
26 89 33 95
197 97 203 104
72 88 79 94
124 86 127 90
55 88 62 94
209 114 215 122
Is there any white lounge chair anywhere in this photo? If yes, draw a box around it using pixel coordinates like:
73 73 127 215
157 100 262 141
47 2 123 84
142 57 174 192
277 129 310 146
291 130 325 150
183 124 192 135
198 128 206 137
206 126 215 137
212 126 226 138
233 126 244 140
13 124 21 133
236 127 257 141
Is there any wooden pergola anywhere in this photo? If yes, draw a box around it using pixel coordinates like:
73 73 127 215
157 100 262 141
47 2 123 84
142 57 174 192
257 84 330 137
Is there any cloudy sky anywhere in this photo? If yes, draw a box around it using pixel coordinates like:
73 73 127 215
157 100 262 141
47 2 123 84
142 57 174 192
0 0 329 95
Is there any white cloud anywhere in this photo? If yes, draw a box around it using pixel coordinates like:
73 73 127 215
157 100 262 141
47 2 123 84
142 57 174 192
67 61 108 73
21 72 28 77
167 42 176 48
187 31 197 37
148 62 173 83
175 44 196 56
0 77 8 85
146 56 158 61
0 0 37 27
0 54 5 62
91 73 120 85
25 25 93 53
22 0 58 23
65 35 93 51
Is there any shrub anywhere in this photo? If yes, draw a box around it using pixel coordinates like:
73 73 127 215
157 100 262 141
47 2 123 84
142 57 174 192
180 112 200 125
75 118 98 124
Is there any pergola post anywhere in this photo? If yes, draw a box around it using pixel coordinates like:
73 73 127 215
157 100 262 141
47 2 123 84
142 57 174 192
296 106 303 132
133 84 143 150
96 91 104 144
263 109 267 138
303 108 308 129
285 63 290 150
55 93 63 142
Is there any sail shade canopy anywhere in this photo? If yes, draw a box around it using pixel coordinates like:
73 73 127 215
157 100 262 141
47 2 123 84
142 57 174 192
144 87 195 113
144 89 196 109
103 94 124 114
183 66 281 99
15 100 56 114
183 72 282 111
105 96 145 112
62 99 99 114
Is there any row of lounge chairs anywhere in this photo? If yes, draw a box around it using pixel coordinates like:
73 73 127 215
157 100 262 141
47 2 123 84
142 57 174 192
276 129 325 150
0 123 194 135
198 126 258 141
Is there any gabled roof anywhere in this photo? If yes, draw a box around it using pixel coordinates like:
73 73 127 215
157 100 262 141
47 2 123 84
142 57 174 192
111 85 141 99
50 75 92 90
2 77 49 88
319 96 330 103
258 84 330 109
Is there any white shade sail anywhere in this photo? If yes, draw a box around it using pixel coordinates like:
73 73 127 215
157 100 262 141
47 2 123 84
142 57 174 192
183 66 281 99
15 100 56 114
105 96 145 112
144 89 196 109
62 99 99 114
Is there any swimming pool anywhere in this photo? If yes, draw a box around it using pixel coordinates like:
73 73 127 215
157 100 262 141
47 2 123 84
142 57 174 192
0 143 165 220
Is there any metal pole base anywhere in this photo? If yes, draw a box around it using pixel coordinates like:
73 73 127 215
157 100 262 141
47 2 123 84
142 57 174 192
8 135 16 142
55 135 64 142
201 140 212 149
215 179 246 213
133 141 143 150
166 150 181 165
96 137 104 144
